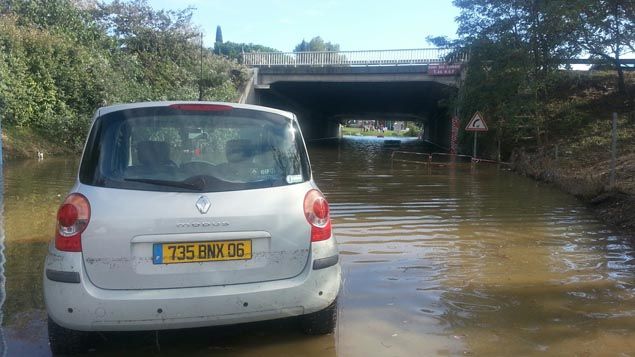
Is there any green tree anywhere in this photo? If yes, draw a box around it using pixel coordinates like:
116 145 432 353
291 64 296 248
293 36 340 52
0 0 106 45
435 0 581 152
215 41 280 61
215 25 223 43
294 40 309 52
0 13 112 148
0 0 250 155
91 0 246 101
565 0 635 95
92 0 199 64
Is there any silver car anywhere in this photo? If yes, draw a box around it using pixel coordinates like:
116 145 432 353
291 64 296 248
43 102 341 354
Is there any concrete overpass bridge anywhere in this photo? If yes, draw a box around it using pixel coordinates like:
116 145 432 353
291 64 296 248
239 48 465 146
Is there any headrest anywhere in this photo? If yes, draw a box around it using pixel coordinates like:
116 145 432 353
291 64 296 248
226 139 254 163
137 141 171 166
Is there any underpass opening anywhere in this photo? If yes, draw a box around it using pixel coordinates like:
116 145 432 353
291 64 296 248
255 81 456 147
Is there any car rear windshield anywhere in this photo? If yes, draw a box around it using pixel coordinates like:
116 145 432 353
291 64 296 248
79 105 311 192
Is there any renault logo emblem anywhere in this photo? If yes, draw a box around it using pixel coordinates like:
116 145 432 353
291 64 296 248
196 196 211 214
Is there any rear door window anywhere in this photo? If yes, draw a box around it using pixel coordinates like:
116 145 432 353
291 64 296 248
79 106 310 192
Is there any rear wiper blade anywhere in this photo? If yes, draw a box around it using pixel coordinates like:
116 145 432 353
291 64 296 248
124 178 202 191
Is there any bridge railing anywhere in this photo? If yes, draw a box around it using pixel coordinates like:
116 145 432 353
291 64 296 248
243 48 466 67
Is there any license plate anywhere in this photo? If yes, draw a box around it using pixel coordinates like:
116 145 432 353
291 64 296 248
152 240 252 264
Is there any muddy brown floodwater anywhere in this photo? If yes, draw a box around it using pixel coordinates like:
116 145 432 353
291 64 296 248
1 137 634 356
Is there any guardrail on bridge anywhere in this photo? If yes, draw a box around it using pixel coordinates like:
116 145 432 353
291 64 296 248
243 48 466 67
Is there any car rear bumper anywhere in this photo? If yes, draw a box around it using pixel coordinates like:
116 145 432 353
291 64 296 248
44 250 340 331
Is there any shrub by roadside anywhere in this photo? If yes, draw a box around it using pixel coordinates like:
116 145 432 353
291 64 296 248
0 0 250 160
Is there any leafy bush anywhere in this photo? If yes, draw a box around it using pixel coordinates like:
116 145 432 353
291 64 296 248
0 0 250 153
401 123 420 137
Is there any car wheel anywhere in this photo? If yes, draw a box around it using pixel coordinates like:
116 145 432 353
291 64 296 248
300 298 337 335
48 316 89 355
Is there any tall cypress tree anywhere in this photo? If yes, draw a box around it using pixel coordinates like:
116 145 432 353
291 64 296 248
215 25 223 44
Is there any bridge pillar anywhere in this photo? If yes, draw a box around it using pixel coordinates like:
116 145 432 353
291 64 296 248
423 122 431 141
297 114 341 141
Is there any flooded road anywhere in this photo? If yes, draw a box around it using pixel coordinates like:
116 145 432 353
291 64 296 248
1 137 634 356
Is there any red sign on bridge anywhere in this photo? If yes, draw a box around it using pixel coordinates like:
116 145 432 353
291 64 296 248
428 64 462 76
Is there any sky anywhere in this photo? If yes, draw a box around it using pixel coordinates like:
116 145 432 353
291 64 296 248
147 0 460 51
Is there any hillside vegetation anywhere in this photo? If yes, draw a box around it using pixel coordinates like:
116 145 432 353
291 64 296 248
508 70 635 232
431 1 634 160
428 1 635 232
0 0 250 158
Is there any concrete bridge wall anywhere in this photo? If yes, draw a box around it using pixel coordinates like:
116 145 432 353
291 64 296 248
241 65 458 146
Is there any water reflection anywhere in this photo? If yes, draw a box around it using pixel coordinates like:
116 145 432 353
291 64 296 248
0 139 634 356
0 159 79 356
315 138 635 355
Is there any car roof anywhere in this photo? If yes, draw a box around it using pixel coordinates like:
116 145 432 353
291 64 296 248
95 101 295 120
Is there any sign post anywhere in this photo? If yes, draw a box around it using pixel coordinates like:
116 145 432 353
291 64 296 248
465 112 488 159
450 116 460 156
610 112 618 188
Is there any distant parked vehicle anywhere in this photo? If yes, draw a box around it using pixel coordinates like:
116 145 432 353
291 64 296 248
43 102 341 355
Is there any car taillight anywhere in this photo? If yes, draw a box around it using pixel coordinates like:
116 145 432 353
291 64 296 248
304 189 332 242
55 193 91 252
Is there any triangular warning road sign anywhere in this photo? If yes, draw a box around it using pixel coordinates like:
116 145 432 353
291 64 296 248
465 112 488 132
